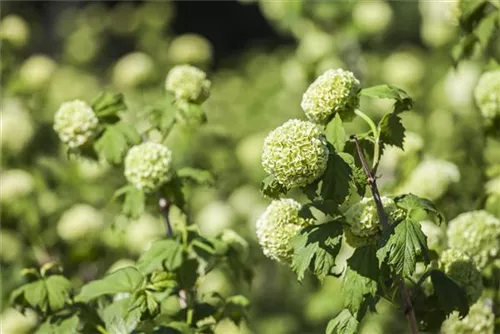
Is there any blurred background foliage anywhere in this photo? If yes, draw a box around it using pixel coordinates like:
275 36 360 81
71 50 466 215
1 1 500 333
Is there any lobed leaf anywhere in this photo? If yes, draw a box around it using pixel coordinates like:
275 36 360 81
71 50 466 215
94 123 141 164
430 270 470 318
360 85 413 114
326 309 359 334
325 114 346 152
136 239 184 275
394 193 444 223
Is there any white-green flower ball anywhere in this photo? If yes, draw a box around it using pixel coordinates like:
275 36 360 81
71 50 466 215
301 69 361 124
296 31 335 65
474 70 500 120
420 220 446 252
125 213 164 254
165 65 211 104
440 249 483 303
0 98 34 154
167 34 213 67
256 198 313 263
53 100 99 148
353 0 393 35
124 142 173 193
19 55 57 90
0 170 35 204
399 159 460 200
261 119 328 188
0 230 22 263
196 201 236 237
112 52 154 89
441 300 494 334
57 204 104 242
447 211 500 270
0 15 29 48
382 51 425 90
0 308 37 334
485 176 500 196
344 196 401 247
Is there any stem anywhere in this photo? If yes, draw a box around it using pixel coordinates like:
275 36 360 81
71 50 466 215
353 136 419 334
162 118 177 143
354 109 380 170
157 192 173 237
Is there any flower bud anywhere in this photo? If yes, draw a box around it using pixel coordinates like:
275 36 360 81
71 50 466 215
440 249 483 303
57 204 104 242
441 300 494 334
256 198 313 263
112 52 154 89
262 119 328 188
19 55 57 90
165 65 211 104
0 15 29 48
53 100 99 148
301 69 360 124
447 210 500 270
124 142 173 193
474 70 500 120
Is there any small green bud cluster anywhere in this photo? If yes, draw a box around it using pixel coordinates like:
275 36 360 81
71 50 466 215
261 119 328 188
439 249 483 303
474 70 500 120
301 69 360 124
344 196 400 247
57 204 104 242
256 198 313 263
124 142 173 193
447 210 500 270
53 100 99 148
165 65 211 104
441 300 494 334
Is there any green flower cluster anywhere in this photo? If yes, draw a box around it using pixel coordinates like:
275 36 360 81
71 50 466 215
256 198 313 263
165 65 211 104
344 196 401 247
420 220 446 252
0 98 34 154
57 204 104 242
261 119 328 188
112 52 154 89
301 69 360 124
439 249 483 303
0 169 34 204
53 100 99 148
474 70 500 120
124 142 173 193
441 300 494 334
447 211 500 270
167 34 213 67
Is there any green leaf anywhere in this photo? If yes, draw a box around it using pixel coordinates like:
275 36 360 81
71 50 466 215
177 167 215 186
475 11 499 47
136 239 184 274
122 186 145 219
100 297 141 334
394 193 444 223
161 322 195 334
458 0 490 33
91 92 127 122
326 309 359 334
430 270 469 318
326 114 346 152
320 150 352 205
291 221 343 282
378 113 405 149
452 34 479 64
44 276 73 312
222 295 250 326
360 85 413 114
377 219 429 277
35 315 79 334
11 276 72 313
260 175 288 199
76 267 143 303
94 123 141 164
342 246 379 313
161 176 187 211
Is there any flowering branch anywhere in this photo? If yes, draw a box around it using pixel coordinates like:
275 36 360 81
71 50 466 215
353 136 419 334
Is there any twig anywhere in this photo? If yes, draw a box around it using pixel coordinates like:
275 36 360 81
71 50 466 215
353 136 419 334
157 191 173 237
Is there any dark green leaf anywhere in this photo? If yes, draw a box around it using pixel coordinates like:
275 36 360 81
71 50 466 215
94 123 141 164
320 150 352 205
459 0 490 33
123 186 145 219
161 176 187 211
378 113 405 149
91 92 127 122
360 85 413 114
326 309 359 334
430 270 470 318
377 219 429 277
222 295 250 326
176 258 199 289
35 315 80 334
136 240 184 274
475 11 499 47
76 267 143 303
100 297 141 334
261 175 288 199
342 246 379 313
291 222 343 282
326 114 346 152
177 167 215 186
161 322 195 334
394 193 444 223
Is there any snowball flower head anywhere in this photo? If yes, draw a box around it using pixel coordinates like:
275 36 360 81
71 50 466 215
125 213 164 254
441 300 494 334
400 159 460 200
0 15 29 48
485 176 500 196
420 220 445 252
440 249 483 303
447 210 500 270
0 99 34 154
301 68 360 124
19 54 57 90
261 119 328 188
474 70 500 120
0 170 35 204
256 198 313 263
124 142 173 193
57 204 104 241
112 52 154 89
167 34 213 67
353 0 393 35
344 196 401 247
165 65 211 104
53 100 99 148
